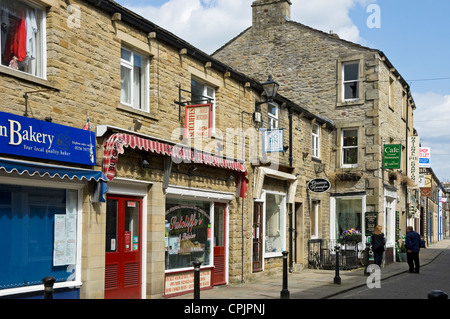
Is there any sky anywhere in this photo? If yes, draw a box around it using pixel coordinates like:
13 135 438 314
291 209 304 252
114 0 450 182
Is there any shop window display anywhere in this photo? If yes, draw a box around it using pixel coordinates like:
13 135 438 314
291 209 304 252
0 185 78 290
165 199 211 270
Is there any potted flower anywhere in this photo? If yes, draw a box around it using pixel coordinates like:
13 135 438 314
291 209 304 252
339 228 362 244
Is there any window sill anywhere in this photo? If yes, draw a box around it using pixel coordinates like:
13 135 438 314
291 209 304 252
337 99 364 107
0 65 59 90
117 103 159 121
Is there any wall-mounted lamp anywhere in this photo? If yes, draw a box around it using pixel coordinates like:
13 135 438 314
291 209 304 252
142 159 151 168
188 166 198 176
254 75 280 124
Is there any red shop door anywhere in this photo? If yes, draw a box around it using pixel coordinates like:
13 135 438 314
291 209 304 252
213 204 226 285
105 195 142 299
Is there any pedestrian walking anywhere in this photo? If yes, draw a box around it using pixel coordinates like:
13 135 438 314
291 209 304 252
370 225 386 267
405 226 420 273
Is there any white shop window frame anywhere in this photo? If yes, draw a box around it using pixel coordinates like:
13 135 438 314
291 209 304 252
164 185 232 274
0 174 84 297
258 190 287 259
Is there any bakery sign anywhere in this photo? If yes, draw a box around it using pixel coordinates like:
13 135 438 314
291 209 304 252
0 111 95 165
184 104 212 138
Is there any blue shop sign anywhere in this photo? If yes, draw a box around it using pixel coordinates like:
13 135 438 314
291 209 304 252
0 111 95 165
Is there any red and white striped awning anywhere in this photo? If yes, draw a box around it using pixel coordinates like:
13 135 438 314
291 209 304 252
102 133 247 197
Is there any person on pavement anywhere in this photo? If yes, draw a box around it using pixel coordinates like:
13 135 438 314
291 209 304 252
405 226 421 273
370 225 386 267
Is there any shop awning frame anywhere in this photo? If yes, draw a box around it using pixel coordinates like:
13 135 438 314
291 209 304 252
0 158 109 202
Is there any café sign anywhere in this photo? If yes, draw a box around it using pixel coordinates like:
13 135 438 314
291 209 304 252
307 178 331 193
0 111 95 165
383 144 401 169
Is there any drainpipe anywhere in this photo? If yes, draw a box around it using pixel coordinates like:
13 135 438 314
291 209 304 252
288 107 293 272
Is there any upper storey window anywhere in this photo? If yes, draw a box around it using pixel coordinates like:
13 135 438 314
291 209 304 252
120 47 149 112
0 1 45 78
343 62 359 101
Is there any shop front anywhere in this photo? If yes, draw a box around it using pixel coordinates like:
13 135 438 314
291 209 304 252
0 112 108 299
98 126 247 298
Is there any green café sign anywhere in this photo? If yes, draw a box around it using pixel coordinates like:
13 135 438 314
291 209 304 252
383 144 401 169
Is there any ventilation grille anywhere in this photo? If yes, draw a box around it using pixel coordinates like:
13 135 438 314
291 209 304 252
105 264 118 290
125 263 140 287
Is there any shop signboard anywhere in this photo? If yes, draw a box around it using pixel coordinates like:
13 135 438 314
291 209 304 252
383 144 401 169
184 104 212 138
408 136 420 187
262 128 284 153
364 212 378 236
419 147 431 168
0 111 95 165
307 178 331 193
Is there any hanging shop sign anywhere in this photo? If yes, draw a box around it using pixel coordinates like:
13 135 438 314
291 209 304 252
307 178 331 193
408 136 420 187
383 144 401 169
184 104 212 138
419 146 431 168
0 111 95 165
262 128 284 153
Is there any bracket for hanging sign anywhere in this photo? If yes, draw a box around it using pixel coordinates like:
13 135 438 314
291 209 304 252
174 84 214 121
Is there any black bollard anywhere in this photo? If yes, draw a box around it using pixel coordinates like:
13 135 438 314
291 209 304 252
364 241 370 276
193 260 202 299
42 276 56 299
334 245 341 285
280 251 290 299
428 290 448 299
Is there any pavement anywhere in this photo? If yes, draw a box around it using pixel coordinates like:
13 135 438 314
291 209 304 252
171 238 450 299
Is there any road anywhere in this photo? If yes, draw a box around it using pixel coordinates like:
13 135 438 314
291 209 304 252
329 247 450 299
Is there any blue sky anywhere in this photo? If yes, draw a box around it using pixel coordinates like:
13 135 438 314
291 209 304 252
115 0 450 181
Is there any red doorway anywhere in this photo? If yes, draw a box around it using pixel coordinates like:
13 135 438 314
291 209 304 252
105 195 142 299
213 204 226 285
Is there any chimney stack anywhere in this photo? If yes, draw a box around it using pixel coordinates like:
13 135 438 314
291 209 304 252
252 0 292 28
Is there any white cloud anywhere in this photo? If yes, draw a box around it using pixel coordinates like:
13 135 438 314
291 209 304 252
120 0 371 53
414 92 450 180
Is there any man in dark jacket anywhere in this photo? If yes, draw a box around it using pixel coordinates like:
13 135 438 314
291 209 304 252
405 226 421 273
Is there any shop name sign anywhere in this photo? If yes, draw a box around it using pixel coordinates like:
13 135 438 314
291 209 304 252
0 111 95 165
383 144 401 169
262 129 284 153
307 178 331 193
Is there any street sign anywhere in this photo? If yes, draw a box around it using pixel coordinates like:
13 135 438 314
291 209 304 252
383 144 401 169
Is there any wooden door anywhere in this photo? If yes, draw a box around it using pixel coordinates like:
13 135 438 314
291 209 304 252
213 204 226 285
252 202 263 272
105 195 142 299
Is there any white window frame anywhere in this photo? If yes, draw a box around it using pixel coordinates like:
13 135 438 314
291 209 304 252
342 61 360 102
262 190 286 259
0 0 47 79
120 47 149 112
312 123 320 159
311 201 320 239
268 102 279 129
191 78 216 132
330 195 366 251
341 128 359 168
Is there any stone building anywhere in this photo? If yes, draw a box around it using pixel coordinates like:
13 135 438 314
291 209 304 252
213 0 419 262
0 0 333 299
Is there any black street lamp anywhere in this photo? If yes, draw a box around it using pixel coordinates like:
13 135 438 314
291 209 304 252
254 75 280 124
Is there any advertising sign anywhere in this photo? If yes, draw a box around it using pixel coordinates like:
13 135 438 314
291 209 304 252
307 178 331 193
0 111 95 165
262 129 284 153
408 136 420 187
419 147 431 168
184 104 212 138
383 144 401 169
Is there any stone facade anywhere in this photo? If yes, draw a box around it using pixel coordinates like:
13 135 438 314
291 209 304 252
213 0 418 259
0 0 334 299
